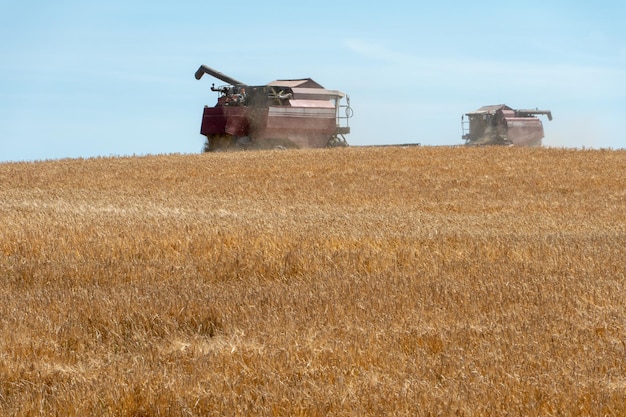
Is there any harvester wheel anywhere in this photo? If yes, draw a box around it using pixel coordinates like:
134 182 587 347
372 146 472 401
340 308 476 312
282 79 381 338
327 134 348 148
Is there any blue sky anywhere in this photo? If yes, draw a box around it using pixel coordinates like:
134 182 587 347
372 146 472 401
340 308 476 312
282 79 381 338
1 1 625 162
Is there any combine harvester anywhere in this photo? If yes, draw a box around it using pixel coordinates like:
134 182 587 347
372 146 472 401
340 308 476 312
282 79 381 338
194 65 353 152
461 104 552 147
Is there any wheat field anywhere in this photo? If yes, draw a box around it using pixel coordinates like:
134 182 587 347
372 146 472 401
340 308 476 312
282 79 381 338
0 146 625 416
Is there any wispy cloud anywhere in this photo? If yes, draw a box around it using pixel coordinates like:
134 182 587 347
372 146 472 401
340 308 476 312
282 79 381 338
343 38 626 97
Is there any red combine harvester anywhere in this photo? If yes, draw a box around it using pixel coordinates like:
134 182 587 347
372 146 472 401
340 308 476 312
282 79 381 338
194 65 353 151
461 104 552 147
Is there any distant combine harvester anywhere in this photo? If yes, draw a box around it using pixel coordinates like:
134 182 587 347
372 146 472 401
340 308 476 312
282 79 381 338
461 104 552 147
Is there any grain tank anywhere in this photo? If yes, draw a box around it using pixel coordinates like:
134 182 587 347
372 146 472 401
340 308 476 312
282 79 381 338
461 104 552 147
195 65 353 151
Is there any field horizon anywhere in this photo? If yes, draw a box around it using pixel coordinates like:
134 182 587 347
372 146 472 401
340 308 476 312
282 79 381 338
1 146 625 416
